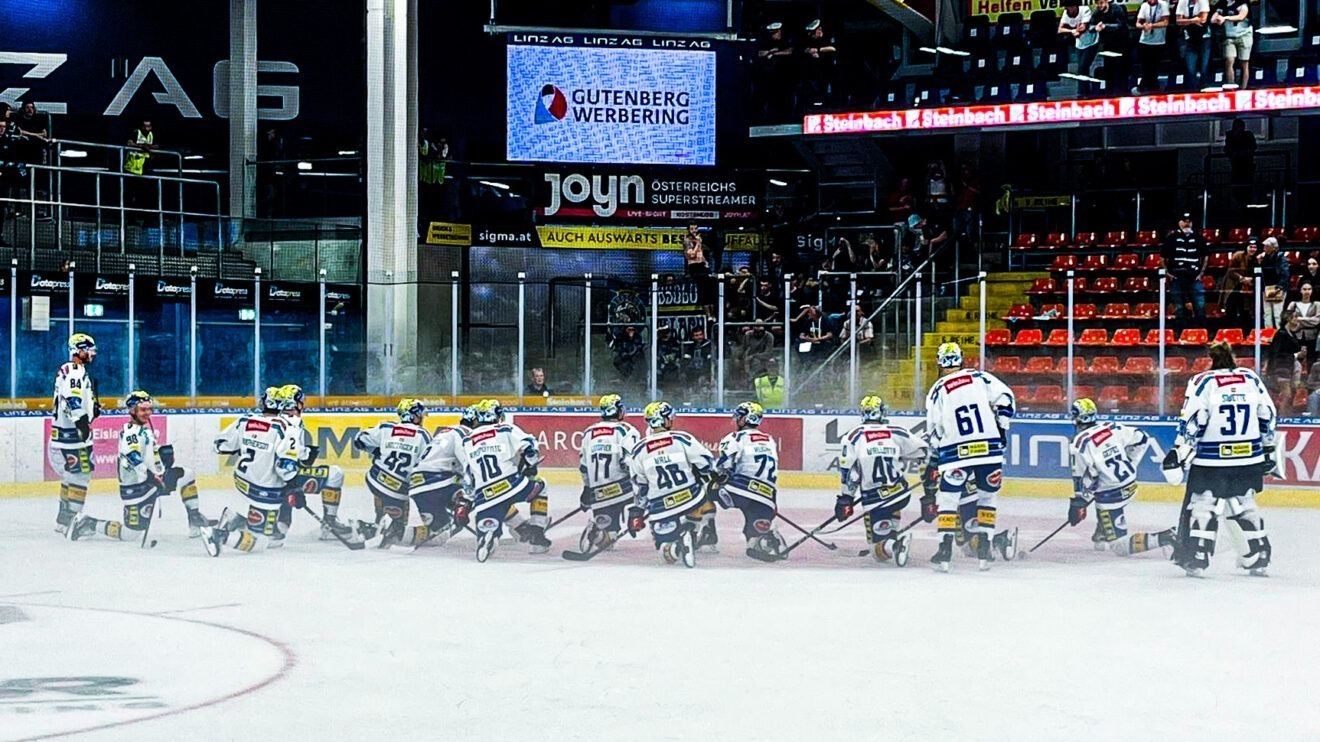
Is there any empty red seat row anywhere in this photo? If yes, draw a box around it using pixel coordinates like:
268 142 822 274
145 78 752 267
1015 226 1319 253
985 327 1273 348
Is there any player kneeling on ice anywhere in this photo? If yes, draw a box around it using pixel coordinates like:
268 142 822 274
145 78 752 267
69 391 213 542
457 399 551 561
833 396 928 566
925 342 1018 572
274 384 352 543
353 399 434 548
1066 398 1174 556
710 401 786 561
626 402 716 568
1162 341 1276 577
404 405 478 548
204 389 308 555
577 394 640 554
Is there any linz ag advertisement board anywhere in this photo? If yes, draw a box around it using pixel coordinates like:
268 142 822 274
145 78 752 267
505 35 717 166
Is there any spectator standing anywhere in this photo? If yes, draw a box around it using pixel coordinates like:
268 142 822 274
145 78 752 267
0 118 23 243
1091 0 1132 90
1135 0 1171 93
14 102 49 166
1175 0 1211 90
755 22 794 121
752 279 780 322
525 367 552 398
905 212 950 269
1220 236 1258 319
682 222 714 316
124 120 157 224
754 358 787 409
954 163 982 253
1307 360 1320 417
610 326 644 380
1265 310 1305 415
1211 0 1253 88
1161 212 1208 320
1224 118 1257 204
1286 281 1320 362
1059 3 1100 89
1257 236 1289 328
738 321 776 385
925 161 951 219
887 177 915 226
800 19 838 108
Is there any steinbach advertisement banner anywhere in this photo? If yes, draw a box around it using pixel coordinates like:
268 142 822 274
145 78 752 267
512 413 804 470
539 168 761 220
506 37 717 166
42 415 167 482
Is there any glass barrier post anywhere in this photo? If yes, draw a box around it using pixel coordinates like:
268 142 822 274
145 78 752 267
978 272 987 370
67 262 75 338
583 273 592 399
649 275 659 402
29 168 36 261
253 267 262 400
157 178 165 266
848 273 858 404
717 274 726 408
1066 270 1075 403
95 176 103 261
119 172 126 256
9 259 16 400
1135 191 1142 233
517 272 526 404
319 269 327 400
189 266 197 403
127 263 136 392
1253 266 1263 371
782 273 792 408
1157 268 1167 415
450 270 460 397
914 279 923 408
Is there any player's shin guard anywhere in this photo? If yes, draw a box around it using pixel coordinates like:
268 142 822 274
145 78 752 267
321 486 342 520
1229 513 1271 574
686 500 718 553
57 483 88 534
1183 490 1220 575
1121 530 1176 556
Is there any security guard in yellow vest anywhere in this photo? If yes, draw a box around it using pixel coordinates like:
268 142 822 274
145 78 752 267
125 120 154 175
753 358 786 409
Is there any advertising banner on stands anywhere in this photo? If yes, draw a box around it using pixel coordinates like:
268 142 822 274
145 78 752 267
42 415 169 481
539 168 761 220
534 225 686 249
425 222 474 246
152 276 194 301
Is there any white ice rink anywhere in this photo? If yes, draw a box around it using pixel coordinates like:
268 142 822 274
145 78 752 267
3 486 1319 741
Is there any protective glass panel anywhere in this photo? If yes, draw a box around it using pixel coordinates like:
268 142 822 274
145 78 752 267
0 284 11 398
74 274 130 402
325 283 368 396
195 279 256 398
15 278 74 398
259 285 319 396
133 277 192 398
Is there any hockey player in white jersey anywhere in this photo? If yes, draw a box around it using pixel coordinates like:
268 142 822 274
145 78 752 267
50 333 100 535
69 391 212 542
353 398 433 547
577 394 640 553
711 401 785 561
1065 398 1174 556
833 396 928 566
406 405 478 547
1163 341 1276 577
274 384 350 542
457 399 551 561
626 401 716 568
203 389 306 555
924 342 1018 571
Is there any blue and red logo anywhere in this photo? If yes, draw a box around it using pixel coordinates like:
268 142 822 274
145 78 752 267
535 84 567 124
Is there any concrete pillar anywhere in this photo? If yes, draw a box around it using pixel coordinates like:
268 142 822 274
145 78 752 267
365 0 421 395
228 0 258 221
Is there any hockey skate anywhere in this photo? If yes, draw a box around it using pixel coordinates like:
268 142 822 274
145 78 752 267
513 521 537 544
977 530 994 571
67 514 98 542
1156 529 1177 558
524 525 552 555
377 514 407 549
746 531 785 562
187 509 216 539
476 528 499 562
890 532 912 567
320 515 356 542
695 518 719 554
1237 543 1271 577
931 535 953 572
1092 522 1108 551
993 527 1018 562
55 504 75 536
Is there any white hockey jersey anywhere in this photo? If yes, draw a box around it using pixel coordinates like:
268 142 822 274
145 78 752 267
628 430 714 519
1175 368 1276 468
213 414 301 491
279 413 315 464
458 423 540 497
580 421 640 489
839 423 929 496
355 421 432 495
118 422 166 488
1070 421 1150 495
50 361 97 449
715 429 780 507
412 424 470 488
925 369 1015 471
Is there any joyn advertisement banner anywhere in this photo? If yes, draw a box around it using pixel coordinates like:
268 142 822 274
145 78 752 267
506 39 717 166
540 169 760 220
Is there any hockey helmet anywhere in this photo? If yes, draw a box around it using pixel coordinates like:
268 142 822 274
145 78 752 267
936 342 963 369
860 395 888 423
732 401 764 428
474 399 503 425
643 401 675 430
260 386 282 413
460 404 479 428
1069 398 1098 427
68 332 97 357
397 398 427 425
125 390 153 421
278 384 306 411
598 393 624 420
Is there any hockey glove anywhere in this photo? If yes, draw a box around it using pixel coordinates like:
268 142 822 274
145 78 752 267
921 462 940 499
300 444 320 467
450 494 472 528
834 495 854 522
1067 497 1089 526
1161 448 1182 471
626 506 647 537
579 485 594 509
158 444 176 470
285 490 307 510
75 417 91 444
163 466 183 494
920 493 938 523
1262 446 1279 477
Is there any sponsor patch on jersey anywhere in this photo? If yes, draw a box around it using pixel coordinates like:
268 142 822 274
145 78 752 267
482 479 512 498
871 519 893 535
469 429 497 444
749 480 775 497
477 517 500 533
591 427 615 438
945 468 968 485
662 488 693 508
392 427 417 437
247 508 264 525
749 432 771 442
988 469 1003 487
646 436 674 453
1219 442 1253 457
1215 374 1246 387
595 482 624 498
864 430 893 442
1090 428 1113 445
245 419 271 432
942 374 973 392
958 441 990 458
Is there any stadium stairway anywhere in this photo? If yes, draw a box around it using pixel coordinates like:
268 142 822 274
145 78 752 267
862 271 1049 407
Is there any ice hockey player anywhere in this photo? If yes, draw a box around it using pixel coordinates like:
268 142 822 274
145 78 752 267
626 401 716 568
1162 341 1276 577
457 399 551 561
353 398 433 547
711 401 785 561
406 404 478 547
577 394 640 553
1066 398 1174 556
924 341 1018 571
274 384 350 542
204 388 305 555
834 396 928 566
50 333 100 535
69 391 212 542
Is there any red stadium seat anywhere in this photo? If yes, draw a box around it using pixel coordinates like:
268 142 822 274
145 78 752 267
1201 274 1218 291
1206 252 1231 270
1090 277 1118 294
1011 329 1044 346
1073 303 1098 319
1133 231 1160 248
1214 328 1246 345
1293 275 1302 291
1034 385 1064 407
1132 302 1161 318
986 329 1012 346
1051 255 1079 272
1190 357 1213 374
1170 384 1188 409
1143 328 1175 346
1295 387 1310 410
1012 385 1034 403
1113 254 1140 271
1072 277 1090 293
1088 356 1121 375
1057 356 1088 376
1099 231 1129 248
1121 276 1151 293
1039 303 1066 317
1012 233 1039 250
1120 356 1156 375
1099 385 1131 406
1026 278 1057 296
1291 226 1318 242
1201 228 1222 245
1024 356 1055 374
1284 250 1303 266
1142 254 1164 271
1225 227 1251 246
1072 232 1098 248
1100 303 1131 319
992 356 1022 374
1079 254 1110 272
1263 226 1286 240
1245 328 1277 345
1163 356 1188 375
1042 329 1073 346
1133 386 1159 410
1204 303 1224 318
1044 232 1070 248
1111 328 1142 346
1073 385 1096 401
1003 303 1034 320
1078 328 1110 346
1178 328 1210 345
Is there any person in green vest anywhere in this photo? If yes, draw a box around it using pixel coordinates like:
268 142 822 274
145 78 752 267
124 120 156 225
753 357 786 409
124 120 154 176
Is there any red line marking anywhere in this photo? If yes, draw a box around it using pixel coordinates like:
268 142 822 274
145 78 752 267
8 602 297 741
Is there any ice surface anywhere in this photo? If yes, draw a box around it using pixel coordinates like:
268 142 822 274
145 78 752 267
2 486 1319 741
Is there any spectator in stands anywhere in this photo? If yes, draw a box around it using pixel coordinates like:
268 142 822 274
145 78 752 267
830 236 861 273
839 304 875 348
954 163 982 253
609 326 644 380
887 177 915 226
1059 3 1100 89
925 161 951 218
0 118 22 243
1210 0 1253 88
1175 0 1211 90
525 367 551 398
14 102 48 165
1308 360 1320 417
1286 281 1319 362
905 213 950 270
800 19 838 108
1224 118 1256 203
753 278 781 321
124 120 157 225
683 222 714 316
1221 236 1258 319
1266 309 1305 414
756 22 794 121
739 320 776 385
754 358 787 409
1135 0 1171 93
794 304 834 360
684 327 714 386
657 325 682 384
1294 254 1320 291
1162 212 1208 320
1258 236 1289 328
1092 0 1132 90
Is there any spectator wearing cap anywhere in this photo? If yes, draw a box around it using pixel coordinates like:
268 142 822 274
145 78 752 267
1257 236 1290 328
1161 212 1208 320
756 22 794 121
904 212 949 271
800 19 838 109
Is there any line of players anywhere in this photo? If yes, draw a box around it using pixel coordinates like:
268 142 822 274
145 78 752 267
50 333 1276 576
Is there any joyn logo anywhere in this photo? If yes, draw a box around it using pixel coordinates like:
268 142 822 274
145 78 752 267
545 173 644 217
535 84 568 124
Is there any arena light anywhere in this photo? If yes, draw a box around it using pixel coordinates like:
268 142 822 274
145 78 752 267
919 46 970 56
769 178 789 186
1257 25 1298 35
82 303 104 318
60 149 87 158
184 154 204 160
1098 50 1124 58
480 180 512 190
297 161 313 171
238 308 256 321
337 150 359 156
1059 72 1103 84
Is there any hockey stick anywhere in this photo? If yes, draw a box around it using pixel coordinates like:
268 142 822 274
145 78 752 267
546 504 588 532
299 503 365 551
561 531 623 561
773 508 856 559
776 511 839 551
852 516 928 557
1021 520 1069 555
816 482 918 536
140 493 161 549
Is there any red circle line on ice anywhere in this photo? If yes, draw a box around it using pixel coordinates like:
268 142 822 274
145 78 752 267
7 602 297 742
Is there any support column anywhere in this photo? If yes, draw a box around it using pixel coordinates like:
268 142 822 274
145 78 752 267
228 0 258 221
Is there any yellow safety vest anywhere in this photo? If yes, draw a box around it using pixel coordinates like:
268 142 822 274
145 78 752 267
125 130 153 175
754 374 786 409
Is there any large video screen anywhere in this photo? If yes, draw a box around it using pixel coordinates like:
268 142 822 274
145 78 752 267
506 42 716 166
